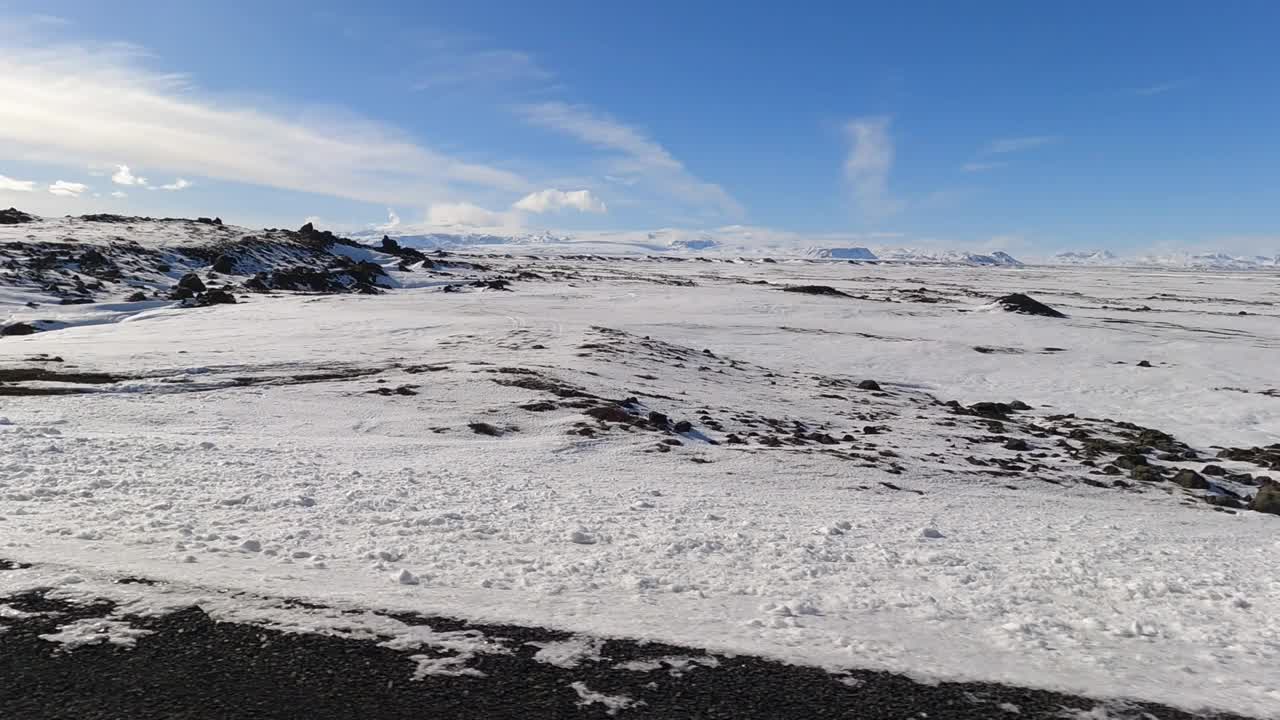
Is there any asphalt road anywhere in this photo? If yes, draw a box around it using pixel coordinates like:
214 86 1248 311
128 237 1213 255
0 562 1255 720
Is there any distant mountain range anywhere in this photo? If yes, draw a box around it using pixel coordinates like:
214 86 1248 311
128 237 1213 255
1048 250 1280 269
349 227 1027 266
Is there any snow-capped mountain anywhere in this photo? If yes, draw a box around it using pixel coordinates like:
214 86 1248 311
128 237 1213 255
1052 250 1119 265
869 248 1024 266
1049 249 1279 269
806 247 878 260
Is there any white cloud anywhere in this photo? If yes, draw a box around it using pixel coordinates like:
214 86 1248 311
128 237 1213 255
111 164 148 186
160 178 191 191
376 208 401 232
0 38 531 207
48 180 88 197
961 161 1007 173
844 116 903 218
427 202 507 227
0 173 37 192
516 102 742 218
111 190 127 198
513 188 606 214
981 136 1060 155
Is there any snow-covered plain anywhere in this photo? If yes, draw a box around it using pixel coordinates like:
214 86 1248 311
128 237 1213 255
2 242 1279 716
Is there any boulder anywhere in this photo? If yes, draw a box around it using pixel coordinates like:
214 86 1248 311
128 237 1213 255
0 322 37 337
196 289 237 306
212 255 237 273
857 380 882 391
1130 466 1164 482
1171 469 1209 489
1247 480 1280 516
1113 454 1147 470
995 293 1067 318
177 273 207 293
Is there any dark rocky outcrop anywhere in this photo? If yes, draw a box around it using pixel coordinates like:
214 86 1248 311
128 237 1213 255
194 289 237 306
177 273 207 293
1 322 37 337
782 285 852 297
0 208 37 224
212 255 237 274
1171 469 1209 490
995 293 1066 318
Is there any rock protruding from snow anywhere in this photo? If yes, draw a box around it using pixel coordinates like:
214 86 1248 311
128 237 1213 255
0 207 37 225
1248 479 1280 516
1 322 38 337
995 293 1067 318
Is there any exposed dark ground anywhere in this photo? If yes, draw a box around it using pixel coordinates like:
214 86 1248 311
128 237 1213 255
0 566 1255 720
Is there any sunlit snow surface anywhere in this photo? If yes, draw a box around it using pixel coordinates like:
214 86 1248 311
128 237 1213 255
2 254 1278 717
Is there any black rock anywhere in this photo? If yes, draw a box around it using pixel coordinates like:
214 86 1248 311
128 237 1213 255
968 402 1014 419
177 273 207 293
468 422 503 437
1004 438 1030 452
212 255 237 274
857 380 881 391
170 287 195 301
1248 480 1280 515
995 293 1066 318
1171 469 1208 489
1205 495 1244 509
196 289 237 306
1202 464 1227 476
0 207 38 224
125 291 149 302
1113 454 1147 470
585 405 634 424
1137 360 1153 368
648 411 671 427
380 235 401 251
1130 466 1164 482
79 248 111 268
673 420 693 433
1009 400 1031 411
1 322 37 337
782 285 852 297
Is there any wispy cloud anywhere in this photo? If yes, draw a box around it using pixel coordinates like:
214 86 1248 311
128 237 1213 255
516 102 743 218
981 136 1060 155
0 173 38 192
0 36 531 207
110 190 127 198
159 178 192 191
427 201 510 228
961 161 1007 173
843 116 903 218
48 180 88 197
413 49 554 92
1135 81 1180 96
513 188 606 214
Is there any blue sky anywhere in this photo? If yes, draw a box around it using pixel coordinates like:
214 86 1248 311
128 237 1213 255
0 1 1277 255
